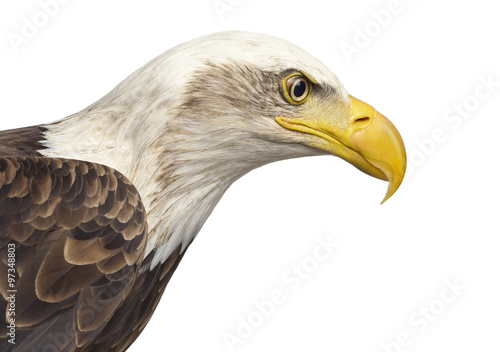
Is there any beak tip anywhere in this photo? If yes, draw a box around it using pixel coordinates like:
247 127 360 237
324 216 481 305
380 192 391 205
380 187 396 205
380 169 406 205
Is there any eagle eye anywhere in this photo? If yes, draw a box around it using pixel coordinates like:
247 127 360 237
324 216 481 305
284 74 311 104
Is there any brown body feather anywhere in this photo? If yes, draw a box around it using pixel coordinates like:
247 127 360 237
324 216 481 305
0 127 47 157
0 129 184 351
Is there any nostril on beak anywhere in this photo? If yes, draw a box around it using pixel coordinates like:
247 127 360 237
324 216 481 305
354 116 371 129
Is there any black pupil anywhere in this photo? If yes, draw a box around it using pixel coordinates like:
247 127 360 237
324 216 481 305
293 80 307 99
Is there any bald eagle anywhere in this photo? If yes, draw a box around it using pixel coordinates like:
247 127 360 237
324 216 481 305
0 31 406 351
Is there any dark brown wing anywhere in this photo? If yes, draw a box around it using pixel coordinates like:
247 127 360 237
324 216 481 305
0 156 168 352
86 245 185 352
0 127 47 157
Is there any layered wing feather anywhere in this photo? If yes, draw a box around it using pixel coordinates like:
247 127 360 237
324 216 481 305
0 156 179 352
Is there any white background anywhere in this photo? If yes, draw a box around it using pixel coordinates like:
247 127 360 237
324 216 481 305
1 0 499 351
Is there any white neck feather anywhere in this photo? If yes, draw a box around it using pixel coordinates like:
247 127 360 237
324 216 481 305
40 104 254 268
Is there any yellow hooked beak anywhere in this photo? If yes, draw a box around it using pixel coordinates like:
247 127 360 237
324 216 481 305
276 95 406 203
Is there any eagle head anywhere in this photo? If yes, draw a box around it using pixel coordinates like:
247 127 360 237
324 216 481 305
157 31 406 202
